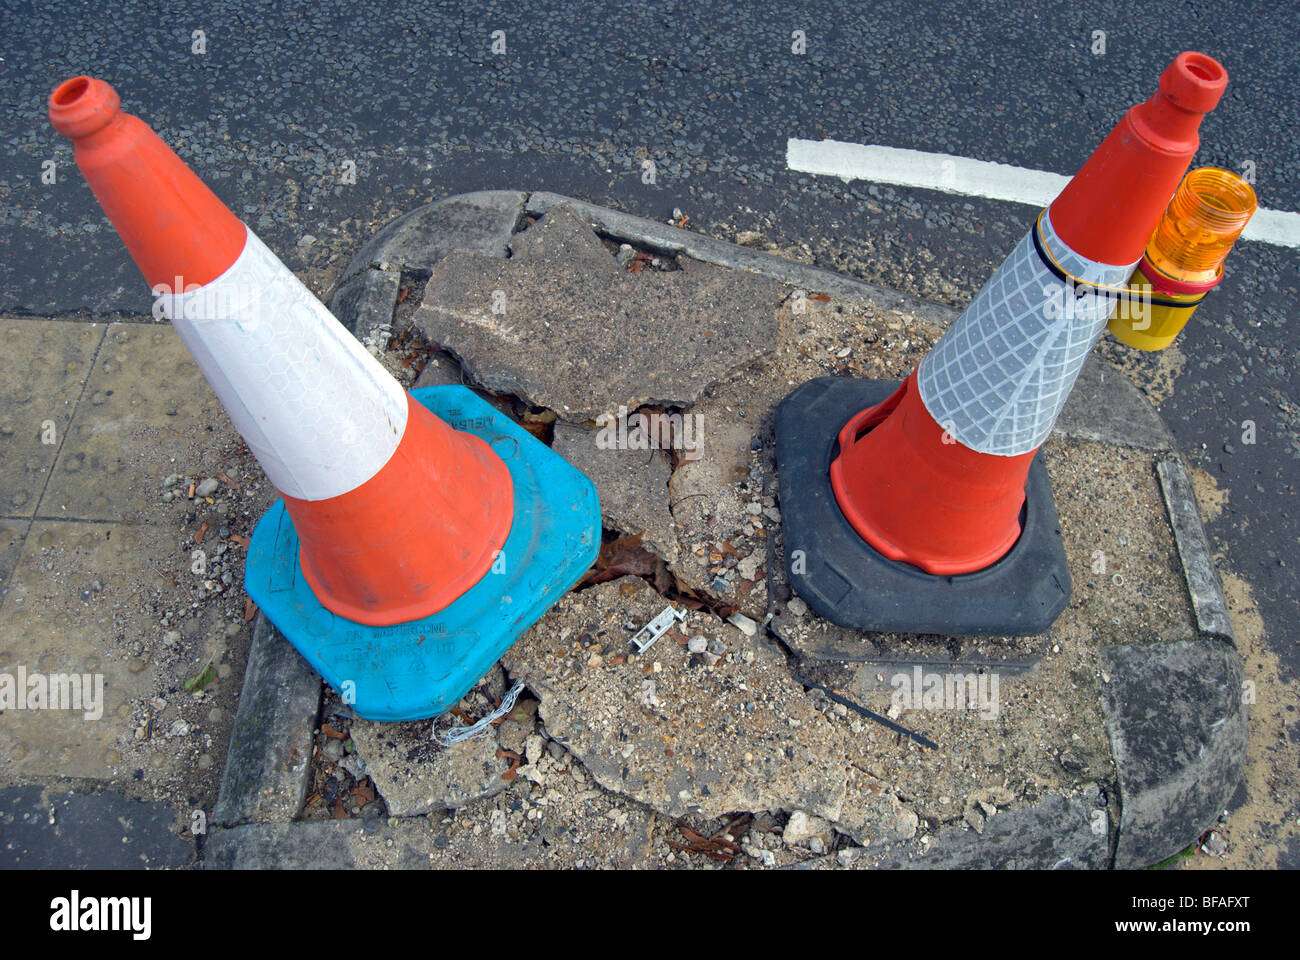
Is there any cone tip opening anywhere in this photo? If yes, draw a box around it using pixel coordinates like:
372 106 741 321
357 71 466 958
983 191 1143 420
1162 52 1227 114
49 75 121 139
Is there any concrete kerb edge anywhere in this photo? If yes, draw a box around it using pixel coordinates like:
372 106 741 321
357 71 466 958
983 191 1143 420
212 612 322 829
330 190 528 338
210 190 1245 868
523 191 941 319
1155 456 1236 643
1100 638 1248 869
1086 454 1244 868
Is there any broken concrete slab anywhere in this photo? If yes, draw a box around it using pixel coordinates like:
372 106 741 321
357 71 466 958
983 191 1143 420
348 719 512 817
1099 639 1248 869
552 419 678 563
521 196 1175 449
340 190 525 285
414 204 780 421
526 191 947 320
501 576 916 845
214 614 320 826
202 191 1251 870
0 785 194 869
508 202 623 277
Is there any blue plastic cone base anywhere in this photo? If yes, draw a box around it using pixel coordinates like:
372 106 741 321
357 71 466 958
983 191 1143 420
244 385 601 721
775 377 1071 637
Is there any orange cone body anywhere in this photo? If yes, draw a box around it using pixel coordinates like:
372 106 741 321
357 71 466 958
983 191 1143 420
281 394 512 626
50 76 512 625
832 53 1226 575
830 371 1036 575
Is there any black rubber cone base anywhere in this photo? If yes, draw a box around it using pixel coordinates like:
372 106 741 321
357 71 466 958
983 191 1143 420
775 377 1071 637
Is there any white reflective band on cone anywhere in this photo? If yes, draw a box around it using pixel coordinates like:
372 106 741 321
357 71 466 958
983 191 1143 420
918 211 1136 457
156 229 409 501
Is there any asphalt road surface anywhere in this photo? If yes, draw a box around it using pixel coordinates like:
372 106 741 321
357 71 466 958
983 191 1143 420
2 0 1297 860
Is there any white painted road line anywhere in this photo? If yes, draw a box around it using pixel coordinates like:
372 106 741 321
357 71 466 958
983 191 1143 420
787 138 1300 250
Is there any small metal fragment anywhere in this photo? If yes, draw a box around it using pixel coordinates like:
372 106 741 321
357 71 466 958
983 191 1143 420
629 605 685 654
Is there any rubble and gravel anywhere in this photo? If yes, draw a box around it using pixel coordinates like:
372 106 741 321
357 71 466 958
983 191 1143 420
280 213 1216 868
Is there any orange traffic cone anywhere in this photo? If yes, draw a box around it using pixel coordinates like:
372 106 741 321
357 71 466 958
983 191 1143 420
50 76 600 718
49 75 512 626
777 52 1227 635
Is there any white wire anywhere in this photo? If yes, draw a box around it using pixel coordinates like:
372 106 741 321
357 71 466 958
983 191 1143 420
433 680 525 746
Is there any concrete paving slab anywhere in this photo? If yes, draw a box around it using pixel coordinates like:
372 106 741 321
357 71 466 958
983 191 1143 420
0 517 30 603
0 319 102 517
0 320 268 807
41 323 227 522
0 520 159 781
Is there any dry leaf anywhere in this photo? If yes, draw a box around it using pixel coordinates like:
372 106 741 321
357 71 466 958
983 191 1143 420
664 820 746 861
497 748 522 781
350 783 376 807
578 531 661 587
